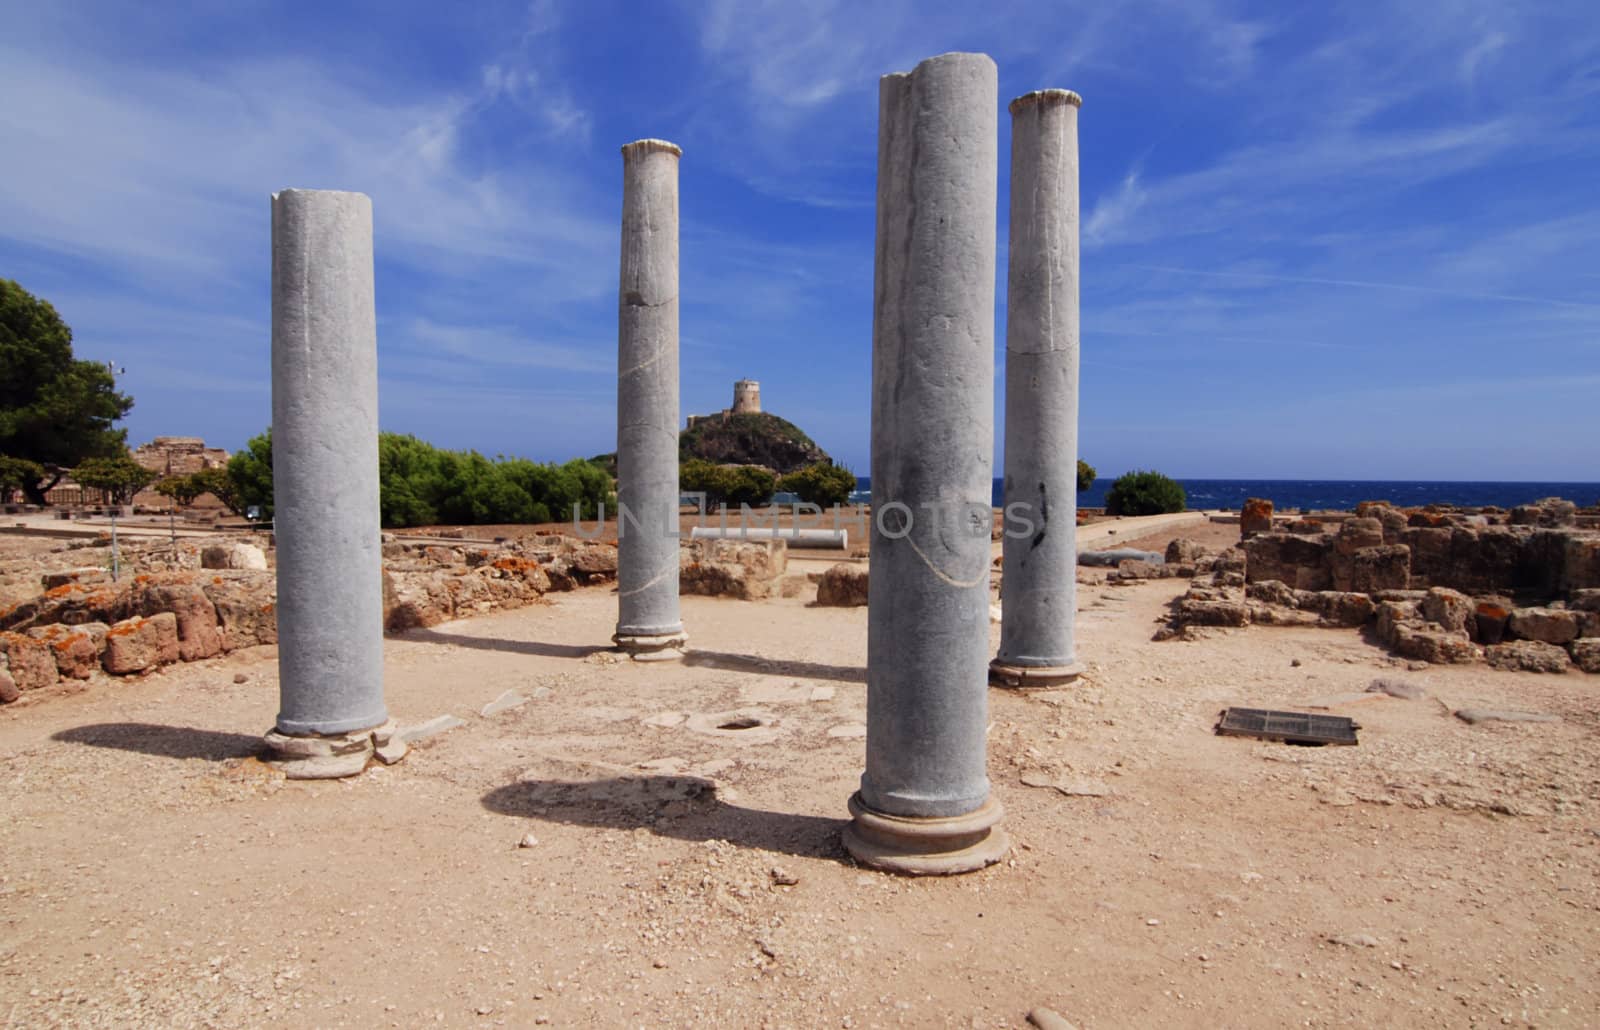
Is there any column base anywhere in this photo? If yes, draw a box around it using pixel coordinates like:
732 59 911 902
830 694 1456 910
988 659 1084 688
263 719 407 779
842 792 1009 876
612 631 689 662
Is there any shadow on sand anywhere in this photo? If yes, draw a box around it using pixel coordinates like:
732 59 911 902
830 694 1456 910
481 774 848 861
405 628 866 684
52 722 263 761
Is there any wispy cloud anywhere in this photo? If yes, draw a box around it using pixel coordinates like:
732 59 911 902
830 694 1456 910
1124 264 1600 311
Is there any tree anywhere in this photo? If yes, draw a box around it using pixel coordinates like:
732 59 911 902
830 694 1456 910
0 455 45 503
189 467 243 516
1105 470 1187 516
0 280 134 503
154 473 208 507
1077 459 1096 493
227 430 275 518
777 461 857 507
73 455 158 506
680 460 775 510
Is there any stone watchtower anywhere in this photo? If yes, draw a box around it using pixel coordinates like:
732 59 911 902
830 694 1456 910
732 379 761 414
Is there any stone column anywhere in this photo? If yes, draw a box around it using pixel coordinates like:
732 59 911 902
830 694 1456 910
992 89 1086 688
843 53 1008 875
264 189 403 778
613 140 688 659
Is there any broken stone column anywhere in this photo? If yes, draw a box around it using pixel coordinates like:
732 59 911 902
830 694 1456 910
844 52 1008 875
992 88 1085 689
265 189 402 778
613 140 688 660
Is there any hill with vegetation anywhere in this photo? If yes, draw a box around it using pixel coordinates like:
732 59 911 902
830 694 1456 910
678 412 827 474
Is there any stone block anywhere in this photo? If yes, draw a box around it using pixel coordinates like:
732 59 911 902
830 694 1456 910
0 632 57 691
40 567 109 590
1569 588 1600 612
1177 598 1250 627
1240 497 1274 539
1298 591 1376 627
1375 599 1419 646
1571 639 1600 674
1420 587 1474 635
382 570 455 631
816 564 869 607
1510 498 1576 527
200 574 278 650
1390 621 1478 664
1245 580 1297 608
1165 538 1208 563
1446 526 1525 594
1485 640 1571 673
1473 598 1512 645
136 582 224 661
1400 527 1453 587
1508 607 1580 645
1242 533 1331 590
200 542 268 571
25 622 108 680
1334 517 1384 555
103 613 180 675
1341 545 1411 594
1562 535 1600 592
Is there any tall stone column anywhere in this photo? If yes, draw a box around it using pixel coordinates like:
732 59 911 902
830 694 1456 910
264 189 402 779
613 140 688 660
992 89 1086 688
843 53 1008 875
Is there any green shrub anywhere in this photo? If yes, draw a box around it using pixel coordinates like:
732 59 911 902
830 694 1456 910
1077 459 1096 493
681 459 775 510
73 454 157 505
226 430 275 518
228 427 615 527
1104 470 1186 516
777 461 856 507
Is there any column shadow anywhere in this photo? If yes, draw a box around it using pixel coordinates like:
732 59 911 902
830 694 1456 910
681 650 866 684
403 627 608 660
481 775 848 861
52 722 264 761
404 628 866 683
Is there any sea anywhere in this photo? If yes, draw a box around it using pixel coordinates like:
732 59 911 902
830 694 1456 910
847 478 1600 512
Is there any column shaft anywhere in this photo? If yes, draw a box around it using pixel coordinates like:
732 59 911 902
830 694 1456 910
993 90 1085 687
270 189 386 737
614 140 687 656
846 52 1008 875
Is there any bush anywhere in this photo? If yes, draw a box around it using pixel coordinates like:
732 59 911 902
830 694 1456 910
777 461 856 507
681 459 775 510
1077 459 1096 493
227 430 275 518
73 454 157 505
1104 470 1186 516
227 427 616 528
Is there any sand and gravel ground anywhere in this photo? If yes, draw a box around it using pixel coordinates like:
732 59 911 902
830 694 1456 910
2 521 1598 1028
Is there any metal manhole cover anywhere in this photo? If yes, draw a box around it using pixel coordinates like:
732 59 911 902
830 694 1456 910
1216 707 1359 746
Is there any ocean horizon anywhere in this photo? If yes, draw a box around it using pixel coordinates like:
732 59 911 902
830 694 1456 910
848 477 1600 512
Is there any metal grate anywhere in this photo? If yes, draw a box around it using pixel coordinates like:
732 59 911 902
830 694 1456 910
1216 707 1359 746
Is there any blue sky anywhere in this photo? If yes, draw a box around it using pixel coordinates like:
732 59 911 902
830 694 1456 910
4 0 1598 480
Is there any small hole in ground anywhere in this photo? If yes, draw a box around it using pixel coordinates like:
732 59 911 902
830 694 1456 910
718 717 762 731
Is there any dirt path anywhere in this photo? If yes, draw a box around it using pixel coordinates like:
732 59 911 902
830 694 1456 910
2 547 1597 1027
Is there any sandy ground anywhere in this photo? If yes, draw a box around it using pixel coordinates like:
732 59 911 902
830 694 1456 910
2 522 1598 1028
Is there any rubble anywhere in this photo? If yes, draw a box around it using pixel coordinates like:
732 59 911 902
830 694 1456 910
1162 500 1600 672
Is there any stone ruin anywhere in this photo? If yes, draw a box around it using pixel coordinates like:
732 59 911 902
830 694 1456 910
684 379 762 429
130 436 229 476
0 530 796 705
1151 497 1600 673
